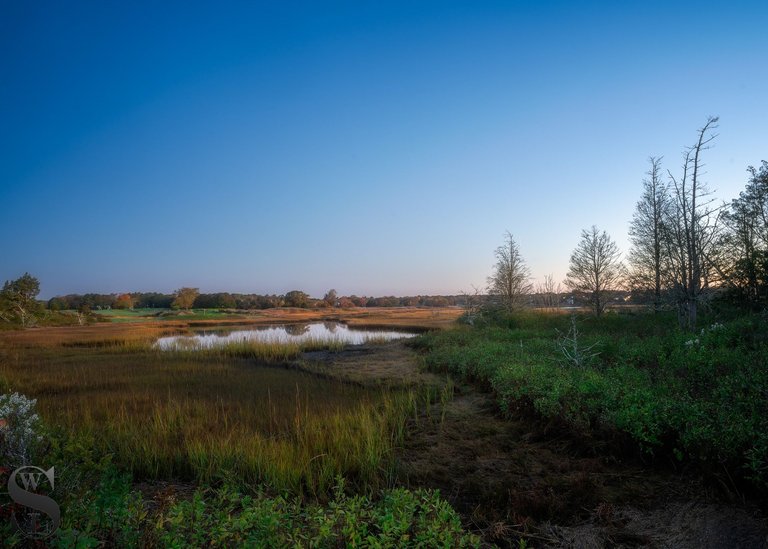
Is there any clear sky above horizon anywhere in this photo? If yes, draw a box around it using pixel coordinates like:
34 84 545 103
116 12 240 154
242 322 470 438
2 1 767 299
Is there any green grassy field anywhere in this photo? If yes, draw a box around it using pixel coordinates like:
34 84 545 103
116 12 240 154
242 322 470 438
89 308 243 322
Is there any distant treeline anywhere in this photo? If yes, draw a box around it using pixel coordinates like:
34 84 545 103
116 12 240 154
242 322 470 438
45 291 467 311
45 288 668 313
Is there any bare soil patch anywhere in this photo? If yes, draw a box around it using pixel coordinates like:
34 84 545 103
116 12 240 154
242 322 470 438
301 340 446 388
397 383 767 548
306 340 767 548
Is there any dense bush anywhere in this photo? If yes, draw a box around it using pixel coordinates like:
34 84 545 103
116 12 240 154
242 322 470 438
0 392 42 465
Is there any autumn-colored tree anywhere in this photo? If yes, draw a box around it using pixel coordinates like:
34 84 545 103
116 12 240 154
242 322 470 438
172 287 200 310
112 293 134 310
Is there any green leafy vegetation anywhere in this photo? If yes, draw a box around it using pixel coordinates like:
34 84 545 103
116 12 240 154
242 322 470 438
416 310 768 488
0 273 42 328
152 481 478 547
1 434 479 547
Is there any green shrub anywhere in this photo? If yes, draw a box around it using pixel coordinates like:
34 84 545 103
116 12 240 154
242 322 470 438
154 481 479 547
419 311 768 487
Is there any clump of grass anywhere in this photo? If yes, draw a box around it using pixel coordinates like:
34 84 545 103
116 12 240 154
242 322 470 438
93 388 420 495
0 339 435 496
159 336 349 362
172 340 303 361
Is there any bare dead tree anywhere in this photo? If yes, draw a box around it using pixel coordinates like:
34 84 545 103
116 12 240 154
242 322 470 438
460 284 484 324
565 226 624 316
663 116 723 330
628 156 671 311
555 315 601 368
75 310 88 326
535 274 562 310
487 232 532 312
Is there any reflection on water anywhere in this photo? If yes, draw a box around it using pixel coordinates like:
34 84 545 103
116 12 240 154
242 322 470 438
284 324 309 337
155 322 415 350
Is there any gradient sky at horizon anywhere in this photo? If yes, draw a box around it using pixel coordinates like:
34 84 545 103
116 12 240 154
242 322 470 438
2 1 767 299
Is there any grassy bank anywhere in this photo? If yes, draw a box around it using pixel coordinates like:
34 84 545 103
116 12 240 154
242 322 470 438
0 321 481 546
91 308 245 322
0 339 427 494
81 305 465 329
415 310 768 490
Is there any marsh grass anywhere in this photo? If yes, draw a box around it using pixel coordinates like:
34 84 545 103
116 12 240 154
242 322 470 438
75 388 418 496
159 336 350 361
0 332 428 496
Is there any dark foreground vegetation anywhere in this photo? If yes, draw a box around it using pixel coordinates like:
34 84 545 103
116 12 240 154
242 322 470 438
416 309 768 494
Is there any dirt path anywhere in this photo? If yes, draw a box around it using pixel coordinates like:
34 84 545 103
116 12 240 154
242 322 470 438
301 340 447 387
309 341 768 548
398 385 767 548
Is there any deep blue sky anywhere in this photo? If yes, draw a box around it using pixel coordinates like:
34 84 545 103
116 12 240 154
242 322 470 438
2 1 766 298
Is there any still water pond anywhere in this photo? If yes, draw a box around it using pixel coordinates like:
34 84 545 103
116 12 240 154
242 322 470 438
155 322 416 350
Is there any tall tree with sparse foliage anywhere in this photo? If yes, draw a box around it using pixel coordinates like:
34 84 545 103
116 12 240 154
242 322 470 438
487 232 532 312
565 226 624 317
628 156 671 311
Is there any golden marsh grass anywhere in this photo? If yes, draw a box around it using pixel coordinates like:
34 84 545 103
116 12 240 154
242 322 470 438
0 323 434 496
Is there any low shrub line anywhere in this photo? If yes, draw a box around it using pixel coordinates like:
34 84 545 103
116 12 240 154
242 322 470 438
416 311 768 489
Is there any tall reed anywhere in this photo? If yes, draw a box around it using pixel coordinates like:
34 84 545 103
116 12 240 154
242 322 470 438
0 342 429 496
